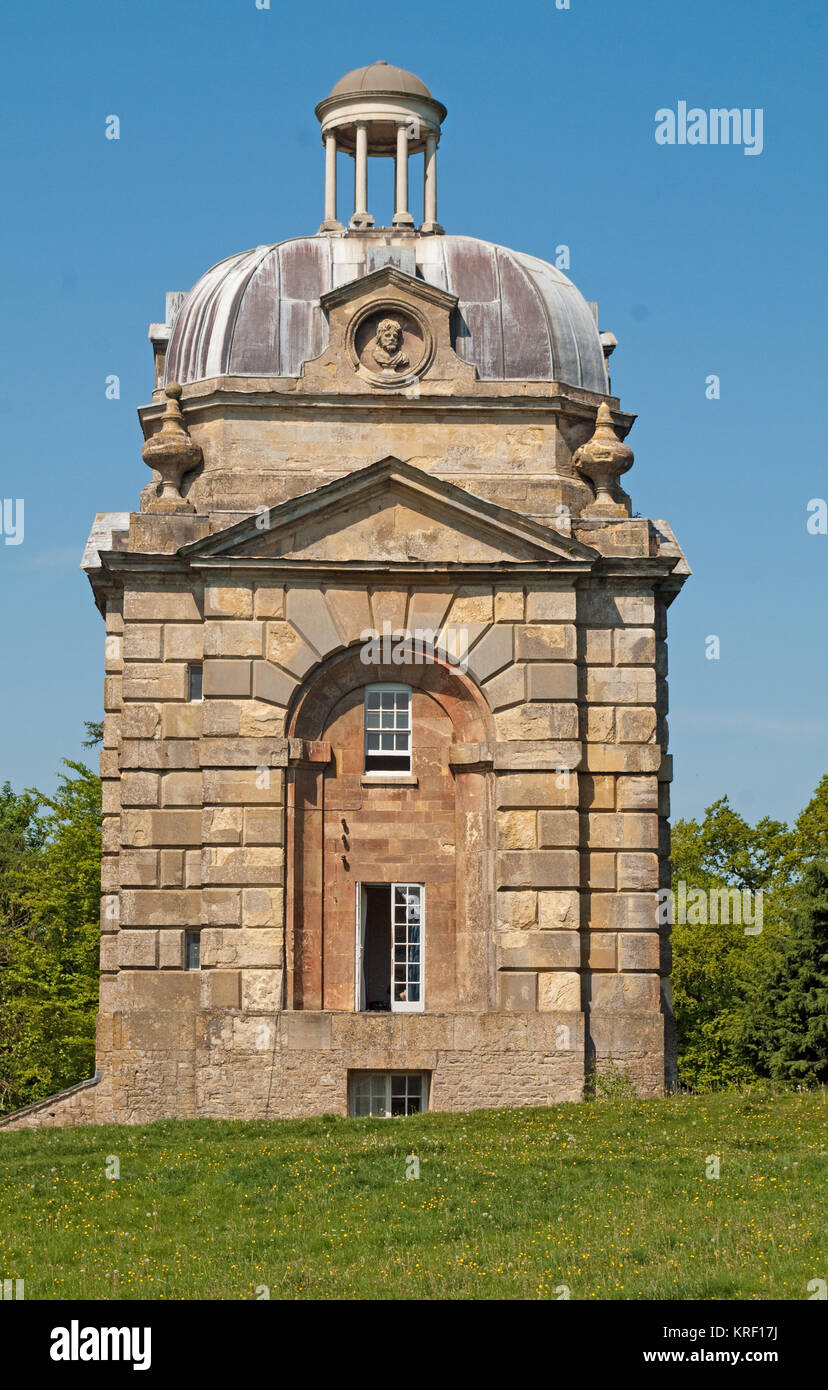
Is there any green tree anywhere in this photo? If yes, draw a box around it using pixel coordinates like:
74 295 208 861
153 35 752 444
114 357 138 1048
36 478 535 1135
0 760 101 1113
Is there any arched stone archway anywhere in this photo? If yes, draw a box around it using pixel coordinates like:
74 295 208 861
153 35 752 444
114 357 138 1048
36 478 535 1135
285 647 495 1014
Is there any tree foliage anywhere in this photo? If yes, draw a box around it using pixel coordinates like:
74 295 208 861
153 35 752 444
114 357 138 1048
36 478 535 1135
0 759 101 1114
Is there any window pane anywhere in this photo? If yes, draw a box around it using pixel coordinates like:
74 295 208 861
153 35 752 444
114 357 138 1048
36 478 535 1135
366 693 380 708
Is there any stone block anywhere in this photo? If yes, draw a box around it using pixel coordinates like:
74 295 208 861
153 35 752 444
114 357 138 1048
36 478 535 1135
203 767 284 805
614 627 655 665
253 660 299 707
447 586 494 623
201 926 282 967
283 1013 332 1049
242 968 283 1011
204 970 241 1008
526 663 578 701
124 588 202 622
121 704 161 740
202 700 241 736
616 776 659 810
204 585 253 618
163 624 204 661
526 588 576 621
123 625 162 660
537 971 581 1010
244 808 284 845
618 932 661 971
104 676 122 711
203 659 251 698
466 624 513 683
498 850 579 888
498 930 580 969
583 744 661 773
121 889 200 927
203 806 243 844
586 668 656 704
202 889 242 926
99 935 119 972
121 772 159 807
162 704 203 740
496 890 537 930
586 934 616 970
515 624 576 661
253 586 285 620
122 664 188 701
117 931 158 968
499 971 537 1011
158 929 185 969
286 589 342 657
149 810 202 846
617 852 659 890
538 890 580 930
588 893 661 931
239 701 287 738
537 810 580 847
204 620 264 658
120 849 159 886
159 849 184 888
494 588 524 622
497 810 537 849
583 628 613 664
161 772 202 807
483 664 525 710
496 772 578 808
580 773 615 809
587 852 615 889
265 623 318 677
588 973 660 1010
242 888 283 927
587 813 658 850
617 707 657 743
585 706 614 742
202 845 284 887
495 702 578 742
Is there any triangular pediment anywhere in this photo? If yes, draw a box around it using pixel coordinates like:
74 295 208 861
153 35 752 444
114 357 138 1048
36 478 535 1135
179 458 599 568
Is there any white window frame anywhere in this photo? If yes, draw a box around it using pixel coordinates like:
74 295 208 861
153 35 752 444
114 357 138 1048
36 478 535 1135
348 1072 429 1118
363 683 412 775
355 881 425 1014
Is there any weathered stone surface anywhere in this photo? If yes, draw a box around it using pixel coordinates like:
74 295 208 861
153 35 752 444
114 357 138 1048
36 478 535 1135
483 664 525 710
117 931 158 967
515 624 576 661
587 813 658 850
526 588 576 621
203 659 251 697
204 620 264 658
537 971 580 1010
526 662 578 701
498 930 580 969
537 810 580 847
495 702 578 742
498 850 579 888
205 585 253 618
497 810 536 850
496 772 578 808
538 890 580 930
252 660 299 707
499 972 538 1012
466 624 513 683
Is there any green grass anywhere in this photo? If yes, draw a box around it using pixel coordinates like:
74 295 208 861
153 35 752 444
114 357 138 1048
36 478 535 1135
0 1089 825 1300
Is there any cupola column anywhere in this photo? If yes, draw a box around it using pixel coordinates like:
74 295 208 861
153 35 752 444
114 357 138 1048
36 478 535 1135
421 131 443 234
392 122 415 228
319 132 343 232
351 121 374 228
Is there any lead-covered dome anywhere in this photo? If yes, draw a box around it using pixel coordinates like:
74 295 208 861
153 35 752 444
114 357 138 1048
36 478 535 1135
165 235 609 393
327 60 433 100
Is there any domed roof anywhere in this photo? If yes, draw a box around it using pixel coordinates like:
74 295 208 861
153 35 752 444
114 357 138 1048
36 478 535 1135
327 60 433 100
164 235 608 393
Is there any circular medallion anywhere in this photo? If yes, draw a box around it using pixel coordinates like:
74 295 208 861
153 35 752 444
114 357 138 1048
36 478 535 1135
347 300 434 388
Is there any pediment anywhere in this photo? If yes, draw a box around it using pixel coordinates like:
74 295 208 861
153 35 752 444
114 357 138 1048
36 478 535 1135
179 457 599 568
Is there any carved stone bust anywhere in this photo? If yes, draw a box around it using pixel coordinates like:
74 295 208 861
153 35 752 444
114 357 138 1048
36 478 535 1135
372 317 409 371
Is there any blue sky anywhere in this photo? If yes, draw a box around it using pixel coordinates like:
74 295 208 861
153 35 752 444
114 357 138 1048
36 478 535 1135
1 0 826 827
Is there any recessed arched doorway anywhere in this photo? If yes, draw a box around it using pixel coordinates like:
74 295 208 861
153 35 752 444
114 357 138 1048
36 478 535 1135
285 647 495 1015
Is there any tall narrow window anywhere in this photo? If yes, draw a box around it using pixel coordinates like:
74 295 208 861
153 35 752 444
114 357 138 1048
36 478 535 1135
185 931 201 971
356 882 424 1014
364 684 411 773
188 663 203 703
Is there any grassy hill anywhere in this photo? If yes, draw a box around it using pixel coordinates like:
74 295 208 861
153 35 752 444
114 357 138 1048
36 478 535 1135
0 1088 824 1300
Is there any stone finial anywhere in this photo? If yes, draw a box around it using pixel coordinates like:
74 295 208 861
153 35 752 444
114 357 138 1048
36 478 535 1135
573 403 633 517
142 383 201 513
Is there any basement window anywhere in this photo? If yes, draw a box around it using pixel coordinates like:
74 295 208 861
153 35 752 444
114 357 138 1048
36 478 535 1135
364 685 411 773
349 1072 428 1118
188 663 203 703
185 931 201 971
